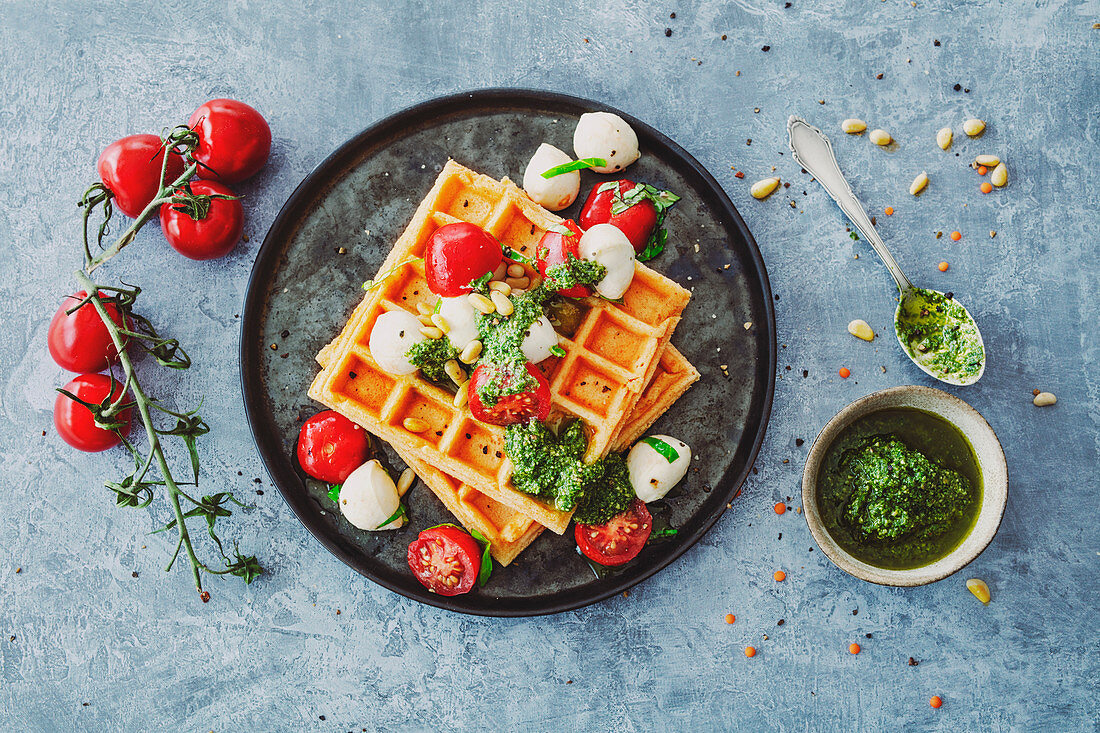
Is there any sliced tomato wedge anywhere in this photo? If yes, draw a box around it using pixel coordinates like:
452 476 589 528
407 525 482 596
423 222 503 296
575 499 653 566
535 219 590 298
468 362 551 426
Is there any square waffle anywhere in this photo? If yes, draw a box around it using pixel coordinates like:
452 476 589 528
309 160 692 534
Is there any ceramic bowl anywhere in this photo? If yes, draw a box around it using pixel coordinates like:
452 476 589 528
801 385 1008 586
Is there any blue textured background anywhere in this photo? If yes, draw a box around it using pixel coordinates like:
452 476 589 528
2 1 1097 730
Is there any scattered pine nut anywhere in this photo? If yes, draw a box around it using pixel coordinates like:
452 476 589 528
750 177 781 199
444 359 467 385
963 118 986 136
415 302 433 317
491 262 508 280
938 261 949 272
419 326 444 339
841 118 867 134
507 263 525 278
430 313 450 334
848 319 875 341
459 339 483 364
505 276 530 290
909 171 929 195
974 154 999 168
403 417 429 433
1033 391 1057 406
990 162 1008 187
453 381 469 407
936 126 953 150
966 578 991 604
869 129 892 146
397 468 416 497
490 290 514 316
488 280 512 295
990 230 997 238
468 293 496 314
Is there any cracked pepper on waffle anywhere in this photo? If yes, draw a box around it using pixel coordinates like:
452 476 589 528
309 160 692 539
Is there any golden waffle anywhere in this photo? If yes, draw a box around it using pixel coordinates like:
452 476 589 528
309 160 691 534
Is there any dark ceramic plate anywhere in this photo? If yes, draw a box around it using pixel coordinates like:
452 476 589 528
241 89 776 616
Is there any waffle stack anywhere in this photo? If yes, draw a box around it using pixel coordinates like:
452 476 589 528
310 161 698 564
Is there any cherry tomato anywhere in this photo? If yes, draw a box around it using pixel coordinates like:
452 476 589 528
468 362 551 426
296 410 373 484
188 99 272 184
578 180 659 254
54 373 132 452
97 134 186 219
423 222 502 297
48 291 128 373
407 525 482 596
575 499 653 566
535 219 590 298
159 180 244 260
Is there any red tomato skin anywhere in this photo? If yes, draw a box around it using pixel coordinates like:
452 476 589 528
468 363 552 426
296 410 372 484
48 291 128 373
575 499 653 566
54 373 132 452
159 180 244 260
97 134 186 218
578 180 659 253
535 219 590 298
423 223 503 297
188 99 272 184
407 525 481 596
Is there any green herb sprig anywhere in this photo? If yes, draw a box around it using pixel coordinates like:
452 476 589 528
540 157 607 179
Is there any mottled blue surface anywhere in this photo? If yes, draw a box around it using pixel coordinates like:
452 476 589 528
2 1 1097 731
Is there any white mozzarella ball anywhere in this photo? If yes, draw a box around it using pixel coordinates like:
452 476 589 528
339 459 405 531
627 435 692 503
368 310 425 375
578 223 636 299
520 315 559 363
439 296 479 350
522 143 581 211
572 112 641 173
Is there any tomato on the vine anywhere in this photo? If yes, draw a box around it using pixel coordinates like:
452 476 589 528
575 499 653 566
578 180 659 254
188 99 272 184
423 222 503 297
535 220 590 298
407 525 482 596
97 134 185 219
159 180 244 260
48 291 128 373
54 373 132 452
296 410 373 484
467 362 552 426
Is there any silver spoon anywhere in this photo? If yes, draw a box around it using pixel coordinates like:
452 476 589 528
786 116 986 386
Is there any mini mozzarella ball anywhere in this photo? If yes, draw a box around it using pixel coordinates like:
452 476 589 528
573 112 640 173
439 296 479 350
578 223 636 299
520 315 559 363
522 143 580 211
339 460 404 530
628 435 692 503
368 310 425 375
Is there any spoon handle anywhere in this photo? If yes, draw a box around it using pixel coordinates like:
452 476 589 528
786 116 914 293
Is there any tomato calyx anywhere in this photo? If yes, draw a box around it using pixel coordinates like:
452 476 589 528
55 377 133 434
165 182 241 221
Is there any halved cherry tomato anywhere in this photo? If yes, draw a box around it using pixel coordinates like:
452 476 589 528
575 499 653 566
97 134 186 218
48 291 129 373
578 179 659 254
535 219 590 298
188 99 272 184
159 180 244 260
407 525 482 596
423 222 502 297
468 362 551 426
297 410 373 484
54 373 132 452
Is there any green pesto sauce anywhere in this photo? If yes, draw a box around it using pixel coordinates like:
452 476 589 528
543 254 606 292
504 420 633 525
817 409 982 569
405 338 458 384
896 288 984 381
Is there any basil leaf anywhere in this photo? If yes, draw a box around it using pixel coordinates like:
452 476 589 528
636 228 668 262
640 436 680 463
597 180 621 194
468 271 493 291
377 502 407 529
540 157 607 179
467 528 494 587
651 527 679 539
549 344 567 357
547 223 576 237
327 484 341 503
504 247 534 265
362 257 423 290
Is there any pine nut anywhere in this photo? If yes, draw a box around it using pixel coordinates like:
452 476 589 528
416 302 433 316
507 264 525 278
974 154 1000 168
868 129 892 146
505 276 530 290
841 118 867 134
1033 391 1056 406
936 127 953 150
420 326 444 339
490 290 514 316
492 262 508 280
847 319 875 341
963 118 986 137
444 359 467 385
909 171 929 196
990 162 1007 187
468 293 496 314
966 578 991 604
430 313 450 334
397 468 416 497
459 339 483 364
403 417 429 433
417 313 434 326
528 274 543 290
488 280 512 295
750 177 780 200
452 381 469 407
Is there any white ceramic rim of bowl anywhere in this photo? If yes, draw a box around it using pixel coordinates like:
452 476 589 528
801 385 1008 587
